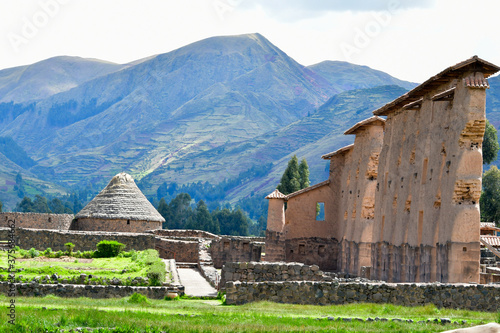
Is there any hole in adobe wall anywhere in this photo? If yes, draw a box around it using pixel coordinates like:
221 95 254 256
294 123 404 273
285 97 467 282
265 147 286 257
48 217 52 223
299 244 305 255
463 247 467 252
127 220 130 225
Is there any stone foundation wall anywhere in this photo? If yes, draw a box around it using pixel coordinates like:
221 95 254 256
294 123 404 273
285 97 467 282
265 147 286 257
74 218 161 233
285 237 338 271
0 213 74 230
155 238 199 263
225 281 500 311
0 282 183 299
220 261 324 288
210 237 263 269
0 228 156 251
154 229 219 239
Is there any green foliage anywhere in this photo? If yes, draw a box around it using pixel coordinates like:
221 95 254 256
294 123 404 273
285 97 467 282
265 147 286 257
128 292 150 304
484 120 500 165
28 248 40 258
43 248 52 256
146 261 166 286
95 240 126 258
65 242 75 255
16 195 51 213
135 249 160 266
0 200 2 213
298 158 310 189
481 166 500 222
277 155 301 195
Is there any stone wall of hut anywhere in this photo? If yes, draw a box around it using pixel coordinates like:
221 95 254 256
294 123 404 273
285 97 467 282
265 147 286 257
73 218 161 233
0 212 75 231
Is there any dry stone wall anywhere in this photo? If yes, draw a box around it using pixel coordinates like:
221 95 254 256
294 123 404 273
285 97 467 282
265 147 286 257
210 237 263 268
0 228 156 251
225 280 500 312
0 282 182 299
220 261 325 288
0 213 74 231
155 238 199 263
154 229 219 239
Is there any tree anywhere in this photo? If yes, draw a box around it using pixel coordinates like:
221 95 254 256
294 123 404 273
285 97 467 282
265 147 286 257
277 155 301 195
480 166 500 223
298 158 310 189
0 200 2 212
186 200 220 234
483 119 499 165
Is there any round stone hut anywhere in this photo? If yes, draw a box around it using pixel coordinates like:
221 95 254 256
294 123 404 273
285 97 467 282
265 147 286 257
74 172 165 232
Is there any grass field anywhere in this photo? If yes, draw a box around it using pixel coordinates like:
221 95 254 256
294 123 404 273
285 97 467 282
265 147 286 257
0 249 170 285
0 295 497 332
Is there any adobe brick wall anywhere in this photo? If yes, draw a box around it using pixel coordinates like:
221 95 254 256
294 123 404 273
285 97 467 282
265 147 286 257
0 213 74 230
0 228 156 251
74 218 161 233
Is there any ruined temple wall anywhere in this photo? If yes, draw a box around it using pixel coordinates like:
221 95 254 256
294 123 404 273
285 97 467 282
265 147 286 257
74 218 162 233
0 212 75 230
335 123 384 276
371 73 485 283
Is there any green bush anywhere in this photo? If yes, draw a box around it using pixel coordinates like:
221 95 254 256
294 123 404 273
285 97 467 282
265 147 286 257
94 240 126 258
28 248 40 258
64 242 75 255
80 251 94 259
147 261 166 286
128 292 150 304
43 248 52 256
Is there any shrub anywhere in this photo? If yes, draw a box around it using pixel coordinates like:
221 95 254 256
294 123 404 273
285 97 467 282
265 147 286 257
65 242 75 255
128 292 150 304
80 251 94 259
43 248 52 256
55 250 64 258
94 240 126 258
28 248 40 258
147 261 166 286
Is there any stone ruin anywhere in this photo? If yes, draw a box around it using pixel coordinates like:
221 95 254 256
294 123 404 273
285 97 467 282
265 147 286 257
265 56 500 284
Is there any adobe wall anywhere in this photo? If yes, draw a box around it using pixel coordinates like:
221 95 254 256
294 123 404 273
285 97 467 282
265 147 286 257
155 238 199 263
371 73 486 283
74 218 162 233
210 236 263 268
0 212 75 230
265 197 286 262
225 280 500 312
334 121 384 276
0 228 156 251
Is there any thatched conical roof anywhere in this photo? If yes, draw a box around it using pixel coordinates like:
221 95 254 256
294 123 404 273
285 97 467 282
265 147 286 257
75 172 165 222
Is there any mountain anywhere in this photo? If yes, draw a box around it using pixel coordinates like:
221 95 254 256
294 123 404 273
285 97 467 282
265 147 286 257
0 33 417 210
307 61 417 91
139 85 407 202
0 56 125 103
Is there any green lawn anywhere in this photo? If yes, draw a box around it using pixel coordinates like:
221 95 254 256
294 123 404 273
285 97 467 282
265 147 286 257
0 249 170 284
0 295 497 332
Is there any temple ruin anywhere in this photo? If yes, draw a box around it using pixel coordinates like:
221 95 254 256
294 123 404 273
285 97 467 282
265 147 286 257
266 56 500 283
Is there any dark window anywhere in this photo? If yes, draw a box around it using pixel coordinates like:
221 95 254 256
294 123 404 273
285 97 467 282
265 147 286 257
316 202 325 221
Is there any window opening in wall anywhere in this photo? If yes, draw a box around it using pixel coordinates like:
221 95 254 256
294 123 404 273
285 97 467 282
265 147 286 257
48 217 52 223
318 245 325 255
463 247 467 252
422 158 429 184
243 242 249 251
418 211 424 245
224 242 230 250
127 219 130 225
299 244 305 255
316 202 325 221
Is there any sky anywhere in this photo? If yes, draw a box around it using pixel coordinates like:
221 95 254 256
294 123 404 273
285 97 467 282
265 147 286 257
0 0 499 83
